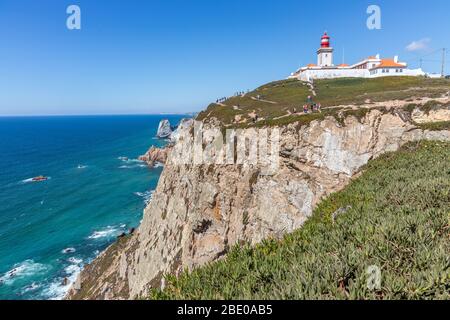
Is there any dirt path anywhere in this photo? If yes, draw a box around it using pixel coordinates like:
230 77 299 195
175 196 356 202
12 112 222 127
306 80 317 97
325 95 450 111
250 96 278 104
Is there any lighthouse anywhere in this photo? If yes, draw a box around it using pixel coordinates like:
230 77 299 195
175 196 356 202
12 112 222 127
317 32 334 67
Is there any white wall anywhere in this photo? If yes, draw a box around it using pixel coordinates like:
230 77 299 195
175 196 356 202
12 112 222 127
369 68 425 78
296 68 425 81
298 69 369 81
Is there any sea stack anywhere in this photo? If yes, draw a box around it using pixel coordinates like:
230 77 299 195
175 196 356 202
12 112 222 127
156 119 172 139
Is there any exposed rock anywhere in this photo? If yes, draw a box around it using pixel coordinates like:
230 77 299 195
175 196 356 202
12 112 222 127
156 119 173 138
67 108 450 300
331 205 352 223
138 146 170 168
411 105 450 123
170 118 194 142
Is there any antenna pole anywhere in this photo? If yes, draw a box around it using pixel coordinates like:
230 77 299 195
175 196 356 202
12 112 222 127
441 48 446 77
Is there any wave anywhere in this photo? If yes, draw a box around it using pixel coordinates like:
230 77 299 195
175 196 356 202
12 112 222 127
87 225 125 240
154 162 164 168
119 164 147 169
118 156 144 163
21 282 41 294
117 156 146 169
0 260 48 286
134 190 154 205
67 257 83 265
77 165 87 169
41 258 83 300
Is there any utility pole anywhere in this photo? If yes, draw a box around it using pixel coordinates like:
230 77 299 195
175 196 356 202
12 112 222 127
442 48 446 77
419 58 423 69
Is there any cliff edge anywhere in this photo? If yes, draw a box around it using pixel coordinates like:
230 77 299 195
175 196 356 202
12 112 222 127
67 77 450 300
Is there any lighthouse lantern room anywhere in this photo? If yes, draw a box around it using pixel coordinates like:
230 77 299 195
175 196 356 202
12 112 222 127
317 32 334 67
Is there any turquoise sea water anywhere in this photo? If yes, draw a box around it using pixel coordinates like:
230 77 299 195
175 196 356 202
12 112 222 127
0 115 185 300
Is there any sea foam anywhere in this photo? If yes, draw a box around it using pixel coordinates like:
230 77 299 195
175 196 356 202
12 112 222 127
134 190 154 205
0 260 48 286
87 225 125 240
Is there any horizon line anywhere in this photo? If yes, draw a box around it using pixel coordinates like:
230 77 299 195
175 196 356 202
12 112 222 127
0 112 197 118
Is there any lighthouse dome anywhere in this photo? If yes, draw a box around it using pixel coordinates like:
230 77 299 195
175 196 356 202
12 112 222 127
321 32 330 48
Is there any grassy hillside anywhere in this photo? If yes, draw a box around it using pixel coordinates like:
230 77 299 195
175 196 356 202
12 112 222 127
152 141 450 300
197 77 450 127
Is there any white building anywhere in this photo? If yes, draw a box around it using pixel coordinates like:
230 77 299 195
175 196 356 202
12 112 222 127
290 32 425 81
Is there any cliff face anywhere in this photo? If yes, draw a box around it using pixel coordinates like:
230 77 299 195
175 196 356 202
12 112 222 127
67 107 450 300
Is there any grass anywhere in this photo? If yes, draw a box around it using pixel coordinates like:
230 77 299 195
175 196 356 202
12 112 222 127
314 76 449 106
416 121 450 131
196 79 311 124
197 77 450 127
151 141 450 300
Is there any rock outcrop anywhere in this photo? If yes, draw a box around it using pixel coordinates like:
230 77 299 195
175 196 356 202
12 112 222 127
170 118 194 142
411 105 450 124
156 119 173 138
67 107 450 300
138 146 170 168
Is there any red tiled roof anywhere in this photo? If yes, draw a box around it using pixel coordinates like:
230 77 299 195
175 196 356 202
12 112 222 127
371 59 406 69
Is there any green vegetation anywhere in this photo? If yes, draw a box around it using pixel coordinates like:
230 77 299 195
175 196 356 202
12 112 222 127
314 76 449 106
416 121 450 131
197 76 450 127
197 79 311 124
152 141 450 300
69 234 133 300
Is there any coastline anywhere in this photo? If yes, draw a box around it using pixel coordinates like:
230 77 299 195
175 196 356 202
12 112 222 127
0 115 187 300
66 93 450 300
65 117 190 300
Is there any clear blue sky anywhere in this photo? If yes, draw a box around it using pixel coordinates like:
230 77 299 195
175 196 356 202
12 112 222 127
0 0 449 115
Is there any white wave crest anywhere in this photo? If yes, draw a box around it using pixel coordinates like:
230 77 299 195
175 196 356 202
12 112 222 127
153 162 164 168
0 260 48 286
134 190 154 205
42 258 83 300
87 225 124 240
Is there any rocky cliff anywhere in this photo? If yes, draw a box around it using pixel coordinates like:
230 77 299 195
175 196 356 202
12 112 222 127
67 104 450 300
139 146 171 168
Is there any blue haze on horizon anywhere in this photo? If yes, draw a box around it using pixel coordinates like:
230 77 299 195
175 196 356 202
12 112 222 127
0 0 449 116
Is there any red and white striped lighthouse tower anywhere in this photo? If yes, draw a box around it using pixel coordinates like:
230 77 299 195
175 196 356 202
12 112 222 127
317 31 334 67
320 32 331 48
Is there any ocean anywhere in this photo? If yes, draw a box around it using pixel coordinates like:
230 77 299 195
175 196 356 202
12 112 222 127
0 115 185 300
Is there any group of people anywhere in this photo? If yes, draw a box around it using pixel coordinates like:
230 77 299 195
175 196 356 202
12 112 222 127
216 97 228 103
234 90 247 97
301 95 321 114
216 90 249 104
302 102 321 114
